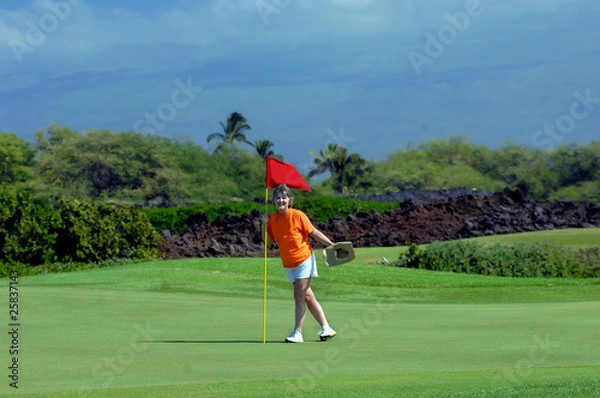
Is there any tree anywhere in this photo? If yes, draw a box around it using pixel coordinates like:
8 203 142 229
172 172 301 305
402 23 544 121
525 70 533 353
549 143 599 187
492 144 557 199
375 149 440 191
253 139 282 160
419 134 473 166
206 112 252 154
34 123 78 152
0 132 35 191
308 143 371 195
343 153 373 193
32 125 92 200
32 126 190 204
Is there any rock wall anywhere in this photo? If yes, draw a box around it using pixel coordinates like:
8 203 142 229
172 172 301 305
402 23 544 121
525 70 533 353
157 188 600 260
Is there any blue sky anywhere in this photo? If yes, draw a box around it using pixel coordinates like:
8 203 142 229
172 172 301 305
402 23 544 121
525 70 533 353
1 0 599 171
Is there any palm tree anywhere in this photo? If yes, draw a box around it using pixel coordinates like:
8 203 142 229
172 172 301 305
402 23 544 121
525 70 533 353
206 112 252 154
308 143 371 195
253 139 282 161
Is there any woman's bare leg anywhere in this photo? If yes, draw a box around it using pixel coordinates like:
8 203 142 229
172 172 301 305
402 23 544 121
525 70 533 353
305 286 328 327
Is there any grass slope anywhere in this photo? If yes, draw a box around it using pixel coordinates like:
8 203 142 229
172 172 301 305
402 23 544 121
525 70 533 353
1 229 599 397
356 227 600 264
467 228 600 247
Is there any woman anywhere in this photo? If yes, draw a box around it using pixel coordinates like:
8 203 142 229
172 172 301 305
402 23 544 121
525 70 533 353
265 184 337 343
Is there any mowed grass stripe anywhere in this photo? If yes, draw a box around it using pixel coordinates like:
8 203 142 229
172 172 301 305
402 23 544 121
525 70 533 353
11 367 600 397
18 256 600 304
4 286 599 397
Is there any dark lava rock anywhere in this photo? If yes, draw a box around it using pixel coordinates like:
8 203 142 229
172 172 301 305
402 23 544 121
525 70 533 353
157 188 600 259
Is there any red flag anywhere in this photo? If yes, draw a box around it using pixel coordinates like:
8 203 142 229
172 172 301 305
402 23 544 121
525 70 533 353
266 156 312 191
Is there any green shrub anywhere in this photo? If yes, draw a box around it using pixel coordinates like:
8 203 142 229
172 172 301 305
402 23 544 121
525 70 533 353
143 202 275 234
142 206 199 234
395 242 441 270
109 205 162 260
50 199 161 263
0 192 59 265
395 240 600 278
578 246 600 278
53 199 121 262
294 197 402 222
0 261 28 278
143 197 401 233
0 193 161 267
0 258 138 278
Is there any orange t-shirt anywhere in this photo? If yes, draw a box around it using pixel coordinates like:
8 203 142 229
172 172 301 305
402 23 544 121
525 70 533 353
267 208 315 268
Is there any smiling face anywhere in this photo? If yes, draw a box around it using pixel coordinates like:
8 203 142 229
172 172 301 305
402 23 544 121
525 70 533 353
274 193 290 214
272 184 294 214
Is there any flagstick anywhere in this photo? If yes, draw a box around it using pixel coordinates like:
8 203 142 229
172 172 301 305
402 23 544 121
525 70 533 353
263 187 268 344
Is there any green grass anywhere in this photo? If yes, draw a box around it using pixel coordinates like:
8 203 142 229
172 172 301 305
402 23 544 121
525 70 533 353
1 228 599 397
466 228 600 248
356 227 600 264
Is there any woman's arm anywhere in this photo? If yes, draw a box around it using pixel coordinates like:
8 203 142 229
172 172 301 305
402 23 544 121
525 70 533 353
310 228 334 247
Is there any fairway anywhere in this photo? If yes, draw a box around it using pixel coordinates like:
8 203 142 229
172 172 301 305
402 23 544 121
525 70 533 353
466 228 600 248
356 227 600 265
1 229 600 397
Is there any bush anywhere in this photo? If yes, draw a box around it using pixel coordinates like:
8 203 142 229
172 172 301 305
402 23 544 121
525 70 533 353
294 196 402 222
0 192 58 265
395 242 441 270
0 193 161 267
578 246 600 278
143 197 402 233
394 240 600 278
0 258 137 278
143 202 275 234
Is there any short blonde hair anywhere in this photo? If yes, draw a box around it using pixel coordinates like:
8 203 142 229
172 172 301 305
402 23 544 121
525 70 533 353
272 184 294 208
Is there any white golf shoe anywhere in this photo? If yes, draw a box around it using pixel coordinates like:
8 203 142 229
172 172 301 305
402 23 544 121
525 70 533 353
318 325 337 341
285 329 304 343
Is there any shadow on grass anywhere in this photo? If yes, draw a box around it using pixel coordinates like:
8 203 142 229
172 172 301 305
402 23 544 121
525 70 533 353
143 339 286 344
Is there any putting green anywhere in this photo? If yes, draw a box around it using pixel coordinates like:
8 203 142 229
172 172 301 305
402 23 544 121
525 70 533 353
2 284 599 397
1 228 599 397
